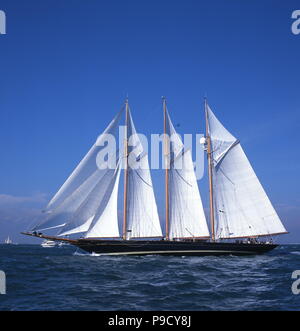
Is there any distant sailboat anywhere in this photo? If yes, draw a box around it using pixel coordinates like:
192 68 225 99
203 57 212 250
22 98 287 256
4 236 12 244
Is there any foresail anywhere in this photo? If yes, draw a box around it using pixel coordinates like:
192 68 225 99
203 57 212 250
32 109 123 233
166 110 209 239
32 170 105 232
206 105 287 239
125 111 162 239
58 161 121 237
48 110 123 210
85 162 121 238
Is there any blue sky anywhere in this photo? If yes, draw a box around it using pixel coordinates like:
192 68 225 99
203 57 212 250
0 0 299 243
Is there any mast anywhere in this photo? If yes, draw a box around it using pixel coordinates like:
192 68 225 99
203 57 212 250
205 98 216 242
122 99 129 240
163 97 170 240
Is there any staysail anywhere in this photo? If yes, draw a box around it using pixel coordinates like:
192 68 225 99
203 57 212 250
206 103 287 239
165 108 209 239
58 160 121 237
124 110 163 239
32 109 123 233
84 161 121 238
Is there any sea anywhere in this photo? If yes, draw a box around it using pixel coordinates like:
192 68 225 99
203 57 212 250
0 244 299 311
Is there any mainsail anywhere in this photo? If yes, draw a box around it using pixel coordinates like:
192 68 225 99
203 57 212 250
165 106 209 239
124 110 163 239
206 103 287 239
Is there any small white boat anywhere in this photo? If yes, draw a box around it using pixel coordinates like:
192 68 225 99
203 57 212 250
41 240 56 248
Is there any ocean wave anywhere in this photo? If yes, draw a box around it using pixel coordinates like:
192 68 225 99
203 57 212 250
1 244 299 311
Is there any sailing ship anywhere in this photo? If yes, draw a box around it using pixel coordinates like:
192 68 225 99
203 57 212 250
22 98 288 256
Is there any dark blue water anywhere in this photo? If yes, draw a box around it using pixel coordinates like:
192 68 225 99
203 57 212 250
0 244 299 310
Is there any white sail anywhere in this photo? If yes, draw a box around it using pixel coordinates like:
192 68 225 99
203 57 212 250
206 104 287 239
4 236 12 244
59 216 94 237
125 111 162 239
58 162 121 237
33 170 104 232
32 110 123 233
85 162 121 238
166 110 209 239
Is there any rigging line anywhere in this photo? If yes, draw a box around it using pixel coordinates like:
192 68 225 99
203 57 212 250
169 147 187 167
216 164 235 187
185 228 195 237
128 151 147 164
173 169 193 187
131 168 153 188
127 151 153 187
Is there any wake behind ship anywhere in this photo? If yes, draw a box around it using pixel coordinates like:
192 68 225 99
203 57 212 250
22 98 287 256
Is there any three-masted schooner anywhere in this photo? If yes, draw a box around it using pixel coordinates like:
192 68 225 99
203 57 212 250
22 98 288 255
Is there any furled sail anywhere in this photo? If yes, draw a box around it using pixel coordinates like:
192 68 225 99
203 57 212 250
124 110 163 239
32 109 123 233
206 103 287 239
165 110 209 239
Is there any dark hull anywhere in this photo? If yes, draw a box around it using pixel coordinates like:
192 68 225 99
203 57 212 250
74 239 277 256
21 233 278 256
